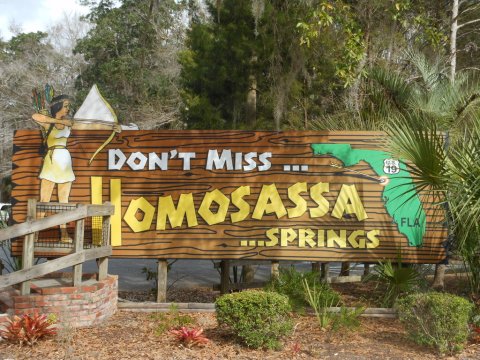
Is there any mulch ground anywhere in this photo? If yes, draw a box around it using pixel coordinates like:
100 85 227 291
1 273 479 359
1 310 480 360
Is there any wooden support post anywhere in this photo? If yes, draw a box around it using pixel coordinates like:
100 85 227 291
21 199 36 295
157 259 168 302
312 262 321 282
271 260 280 279
97 208 111 281
102 202 112 247
340 262 350 276
73 206 85 286
220 260 230 294
97 257 108 281
321 262 329 281
241 265 255 283
363 263 370 276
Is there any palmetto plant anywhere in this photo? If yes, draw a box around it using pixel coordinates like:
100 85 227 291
380 52 480 295
444 120 480 294
366 259 424 307
310 50 480 132
313 49 480 295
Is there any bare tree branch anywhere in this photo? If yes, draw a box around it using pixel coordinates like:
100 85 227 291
458 17 480 29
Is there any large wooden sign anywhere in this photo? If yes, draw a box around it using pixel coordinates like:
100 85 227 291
12 130 447 263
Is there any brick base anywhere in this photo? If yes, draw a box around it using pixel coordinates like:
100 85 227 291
4 274 118 328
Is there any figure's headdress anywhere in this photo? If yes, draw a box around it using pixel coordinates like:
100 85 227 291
31 84 55 115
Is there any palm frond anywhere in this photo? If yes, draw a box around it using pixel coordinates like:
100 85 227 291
309 111 386 131
404 49 447 92
386 113 448 194
367 66 415 117
447 115 480 250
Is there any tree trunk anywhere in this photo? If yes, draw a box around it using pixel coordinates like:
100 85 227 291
432 264 446 290
387 19 397 63
246 75 257 126
246 55 257 126
450 0 459 81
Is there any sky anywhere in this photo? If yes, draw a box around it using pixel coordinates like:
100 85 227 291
0 0 89 40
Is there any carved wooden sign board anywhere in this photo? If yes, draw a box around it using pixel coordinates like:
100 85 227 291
12 130 447 263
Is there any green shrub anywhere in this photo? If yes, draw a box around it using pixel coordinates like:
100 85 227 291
395 292 473 354
265 266 322 312
215 290 293 350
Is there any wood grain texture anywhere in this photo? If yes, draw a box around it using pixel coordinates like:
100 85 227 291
12 130 447 263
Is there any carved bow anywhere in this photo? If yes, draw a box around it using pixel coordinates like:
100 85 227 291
88 123 117 165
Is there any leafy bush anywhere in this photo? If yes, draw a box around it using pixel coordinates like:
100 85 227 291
302 279 341 328
0 312 57 346
215 290 293 350
151 303 194 334
170 327 209 348
365 260 424 307
266 266 322 312
395 292 473 354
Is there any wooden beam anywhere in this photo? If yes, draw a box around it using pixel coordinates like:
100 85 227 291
328 275 362 283
156 259 168 303
0 246 111 289
86 204 114 217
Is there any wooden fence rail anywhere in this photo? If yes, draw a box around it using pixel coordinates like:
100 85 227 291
0 246 111 289
0 201 114 295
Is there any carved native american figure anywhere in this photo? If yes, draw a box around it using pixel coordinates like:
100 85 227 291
31 85 124 242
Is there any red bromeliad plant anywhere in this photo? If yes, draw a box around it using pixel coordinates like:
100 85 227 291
170 327 209 348
0 312 57 346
